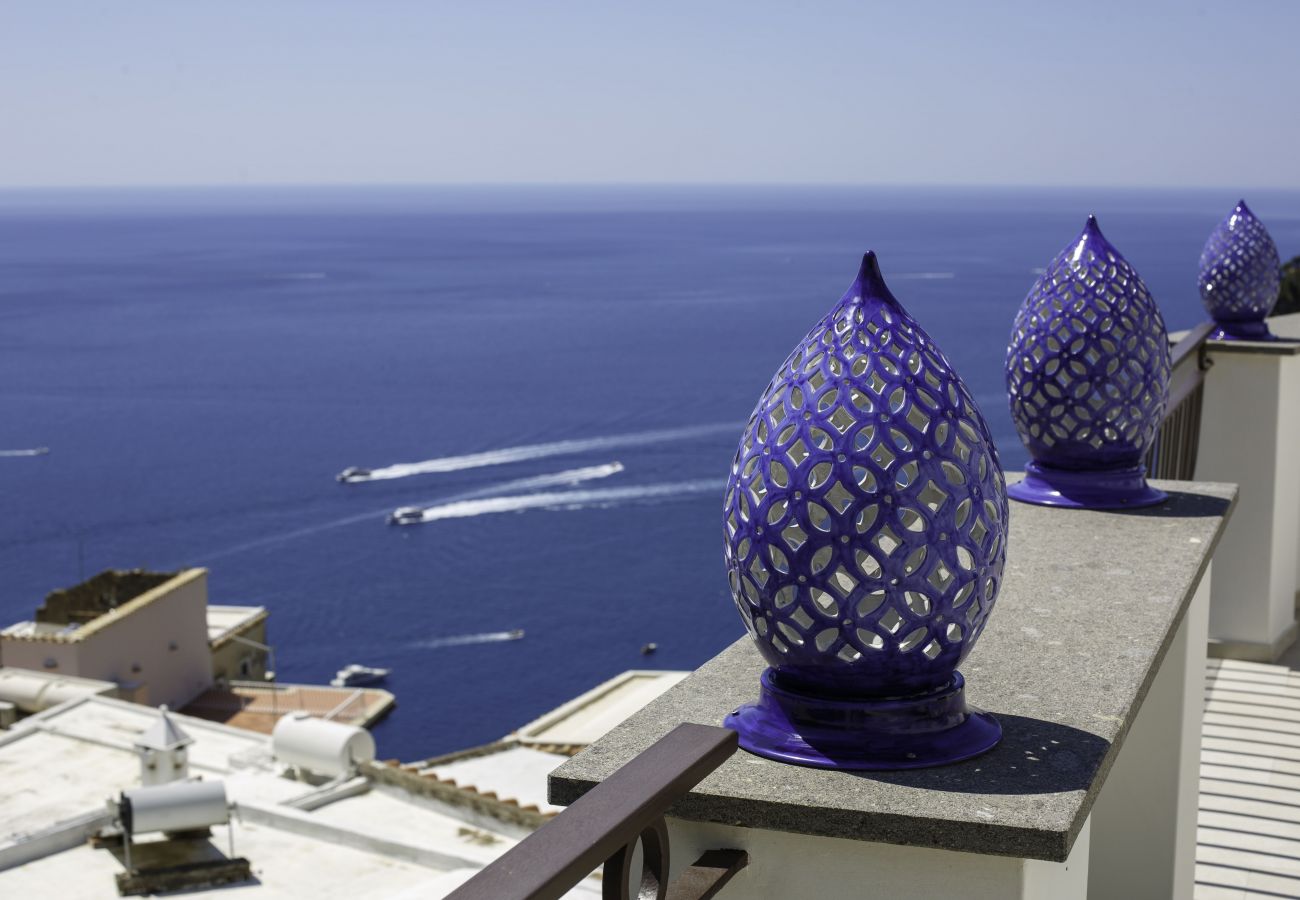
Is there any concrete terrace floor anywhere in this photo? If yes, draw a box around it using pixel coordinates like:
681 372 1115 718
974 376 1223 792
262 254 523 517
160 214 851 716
181 683 394 733
1196 657 1300 899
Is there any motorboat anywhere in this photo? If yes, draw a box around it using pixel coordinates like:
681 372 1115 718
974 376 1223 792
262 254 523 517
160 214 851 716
388 506 424 525
337 466 372 483
330 664 390 688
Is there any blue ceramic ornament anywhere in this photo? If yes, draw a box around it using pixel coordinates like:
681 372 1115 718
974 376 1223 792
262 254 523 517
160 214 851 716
723 252 1008 770
1199 200 1282 341
1005 217 1171 509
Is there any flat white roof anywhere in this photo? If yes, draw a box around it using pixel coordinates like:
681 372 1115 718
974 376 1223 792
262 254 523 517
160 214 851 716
0 726 139 842
1 620 77 638
16 694 268 774
512 669 688 747
0 697 268 845
206 605 267 644
2 821 456 900
0 694 604 897
418 746 569 816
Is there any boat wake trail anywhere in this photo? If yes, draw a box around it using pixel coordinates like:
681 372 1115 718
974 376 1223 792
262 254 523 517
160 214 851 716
339 423 735 483
202 462 629 561
406 478 721 525
411 631 525 649
0 448 49 457
472 462 624 493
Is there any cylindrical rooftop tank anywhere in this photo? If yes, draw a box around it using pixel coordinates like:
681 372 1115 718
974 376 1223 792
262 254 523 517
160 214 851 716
0 673 45 711
272 711 376 778
40 677 109 709
0 671 113 712
120 780 228 835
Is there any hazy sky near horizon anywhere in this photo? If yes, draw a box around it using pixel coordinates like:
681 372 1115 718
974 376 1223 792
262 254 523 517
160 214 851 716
3 1 1297 189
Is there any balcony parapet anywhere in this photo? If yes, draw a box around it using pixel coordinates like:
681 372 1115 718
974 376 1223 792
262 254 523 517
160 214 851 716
550 481 1235 898
1172 327 1300 661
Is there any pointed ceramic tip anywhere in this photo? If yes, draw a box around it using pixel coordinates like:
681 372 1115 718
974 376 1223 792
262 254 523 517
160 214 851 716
1077 214 1109 247
853 251 898 306
857 250 882 285
1235 198 1253 216
1068 214 1114 264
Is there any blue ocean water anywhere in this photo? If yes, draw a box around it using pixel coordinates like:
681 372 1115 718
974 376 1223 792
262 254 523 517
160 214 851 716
1 185 1297 760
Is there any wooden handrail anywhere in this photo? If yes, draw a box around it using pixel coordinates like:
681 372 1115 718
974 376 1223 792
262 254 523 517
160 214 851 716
445 723 740 900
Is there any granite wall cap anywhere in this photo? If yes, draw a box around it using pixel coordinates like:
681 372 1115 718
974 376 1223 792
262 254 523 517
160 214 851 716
1168 328 1300 356
550 480 1237 862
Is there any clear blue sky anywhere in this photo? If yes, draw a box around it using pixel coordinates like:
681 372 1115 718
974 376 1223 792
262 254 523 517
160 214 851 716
2 1 1297 189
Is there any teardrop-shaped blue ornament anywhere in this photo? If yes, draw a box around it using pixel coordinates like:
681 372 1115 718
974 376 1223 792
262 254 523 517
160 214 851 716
1005 217 1171 509
1199 200 1282 341
722 253 1007 770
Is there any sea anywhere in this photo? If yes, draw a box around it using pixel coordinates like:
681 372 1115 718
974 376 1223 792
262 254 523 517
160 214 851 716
2 185 1298 760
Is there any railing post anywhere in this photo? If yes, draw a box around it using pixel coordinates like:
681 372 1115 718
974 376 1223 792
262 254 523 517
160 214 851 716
1259 311 1300 616
1195 339 1300 661
1086 562 1210 898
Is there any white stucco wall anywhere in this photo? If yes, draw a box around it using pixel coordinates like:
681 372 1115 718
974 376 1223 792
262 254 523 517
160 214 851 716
1197 349 1300 657
0 570 213 709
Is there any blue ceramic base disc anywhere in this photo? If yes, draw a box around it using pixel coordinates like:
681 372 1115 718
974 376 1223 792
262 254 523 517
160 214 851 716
1007 461 1166 510
724 669 1000 771
1210 319 1277 341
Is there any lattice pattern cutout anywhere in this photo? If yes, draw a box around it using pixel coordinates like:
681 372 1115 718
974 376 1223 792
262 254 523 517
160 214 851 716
1198 200 1281 322
1005 217 1170 469
723 254 1008 696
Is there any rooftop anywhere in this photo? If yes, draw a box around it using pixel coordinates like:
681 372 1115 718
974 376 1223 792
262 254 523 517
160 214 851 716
206 604 268 646
417 746 571 817
181 681 395 733
0 694 602 898
511 669 688 751
1 569 203 644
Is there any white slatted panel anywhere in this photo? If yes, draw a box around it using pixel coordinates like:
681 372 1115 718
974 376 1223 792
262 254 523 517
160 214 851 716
1196 659 1300 899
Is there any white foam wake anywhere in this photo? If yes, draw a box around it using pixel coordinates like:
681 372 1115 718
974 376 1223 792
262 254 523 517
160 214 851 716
340 423 735 483
204 462 629 560
0 448 49 457
412 630 525 649
403 478 720 524
469 461 624 494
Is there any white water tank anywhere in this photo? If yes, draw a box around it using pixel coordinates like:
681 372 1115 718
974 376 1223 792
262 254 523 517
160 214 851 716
120 780 229 835
0 669 116 712
272 712 375 778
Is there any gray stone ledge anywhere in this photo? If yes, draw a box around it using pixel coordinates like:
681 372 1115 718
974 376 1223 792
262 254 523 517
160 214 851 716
1169 327 1300 355
551 480 1237 862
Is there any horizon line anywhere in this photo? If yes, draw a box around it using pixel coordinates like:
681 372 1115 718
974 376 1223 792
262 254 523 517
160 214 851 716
2 180 1299 194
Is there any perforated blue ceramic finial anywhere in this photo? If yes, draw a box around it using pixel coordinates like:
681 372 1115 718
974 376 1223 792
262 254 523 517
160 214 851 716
1005 216 1171 509
722 252 1008 770
1199 200 1281 341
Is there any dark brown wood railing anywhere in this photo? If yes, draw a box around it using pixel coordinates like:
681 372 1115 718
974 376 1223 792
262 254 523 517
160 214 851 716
1145 321 1216 480
445 723 746 900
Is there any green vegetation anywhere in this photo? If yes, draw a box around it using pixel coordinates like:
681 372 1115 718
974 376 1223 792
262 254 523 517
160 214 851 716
1275 255 1300 317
